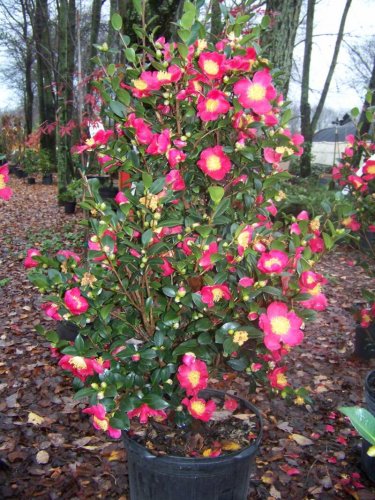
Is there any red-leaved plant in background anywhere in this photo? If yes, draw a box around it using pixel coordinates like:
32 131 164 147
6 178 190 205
25 5 346 455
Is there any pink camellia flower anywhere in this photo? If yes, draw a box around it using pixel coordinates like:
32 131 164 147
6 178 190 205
199 242 218 271
64 287 89 315
199 284 231 308
126 114 154 144
167 148 186 167
290 222 301 235
128 403 167 424
146 129 171 155
233 69 276 115
360 308 372 328
237 225 253 256
299 271 327 290
115 192 129 205
308 236 325 253
297 210 309 220
238 277 255 288
299 284 328 311
0 164 13 200
257 249 289 274
130 248 141 258
182 396 216 422
341 215 361 231
363 159 375 181
57 250 81 263
348 174 367 192
224 398 239 411
263 147 283 168
177 236 196 256
177 358 208 396
83 404 121 439
198 52 226 79
41 302 62 321
92 129 113 146
267 366 289 390
259 301 304 351
59 355 105 381
165 169 186 191
197 145 231 181
160 258 175 276
197 89 230 122
24 248 41 268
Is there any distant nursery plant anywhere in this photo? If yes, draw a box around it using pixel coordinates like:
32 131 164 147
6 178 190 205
25 7 346 455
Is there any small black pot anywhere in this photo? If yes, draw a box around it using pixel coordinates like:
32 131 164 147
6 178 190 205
15 169 27 178
27 177 36 185
124 389 262 500
99 186 118 200
360 231 375 253
354 323 375 360
362 370 375 482
42 174 53 185
56 321 80 341
87 175 111 185
64 201 76 214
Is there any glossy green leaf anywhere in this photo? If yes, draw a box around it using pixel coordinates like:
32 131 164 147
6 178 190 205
339 407 375 445
111 13 123 31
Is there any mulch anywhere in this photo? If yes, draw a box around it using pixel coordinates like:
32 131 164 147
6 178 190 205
1 175 375 499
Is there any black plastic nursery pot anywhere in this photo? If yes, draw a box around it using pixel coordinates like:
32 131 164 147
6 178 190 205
362 370 375 482
64 201 76 214
27 177 36 185
42 174 53 185
360 231 375 253
99 186 118 200
354 323 375 360
56 321 79 341
124 389 262 500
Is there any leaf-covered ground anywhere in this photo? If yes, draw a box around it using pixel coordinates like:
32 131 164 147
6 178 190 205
1 176 375 499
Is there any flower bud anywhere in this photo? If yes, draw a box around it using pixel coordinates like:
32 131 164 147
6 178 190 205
91 383 99 390
97 391 105 399
132 353 141 362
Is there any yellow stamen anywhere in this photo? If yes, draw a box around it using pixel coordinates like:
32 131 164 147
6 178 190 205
247 83 266 101
233 330 249 346
133 79 148 90
265 257 281 268
205 99 219 112
191 401 205 415
0 174 5 189
212 288 224 301
69 356 87 370
93 416 109 431
203 60 219 76
206 155 222 172
276 373 288 385
270 316 291 336
157 71 172 81
187 370 200 387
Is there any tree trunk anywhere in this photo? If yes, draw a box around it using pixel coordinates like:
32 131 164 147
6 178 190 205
20 0 33 135
210 0 222 39
261 0 302 98
34 0 56 161
300 0 352 177
299 0 314 178
89 0 102 73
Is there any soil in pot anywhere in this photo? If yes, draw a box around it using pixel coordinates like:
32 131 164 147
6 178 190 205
124 389 262 500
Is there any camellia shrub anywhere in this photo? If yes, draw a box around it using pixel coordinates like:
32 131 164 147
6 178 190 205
25 5 345 454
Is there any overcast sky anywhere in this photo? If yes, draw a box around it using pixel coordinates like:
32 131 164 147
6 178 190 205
0 0 374 115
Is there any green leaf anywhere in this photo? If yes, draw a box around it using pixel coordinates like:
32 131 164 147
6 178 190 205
162 286 176 298
208 186 225 205
142 394 169 409
73 387 96 400
177 43 188 59
227 356 248 371
339 407 375 445
125 47 136 63
142 172 153 189
109 415 130 430
142 229 153 246
322 232 333 250
132 0 142 15
261 15 270 29
180 11 195 29
74 334 85 353
153 330 165 346
100 303 113 321
109 100 126 117
177 29 190 43
116 88 130 106
111 13 123 31
107 63 116 76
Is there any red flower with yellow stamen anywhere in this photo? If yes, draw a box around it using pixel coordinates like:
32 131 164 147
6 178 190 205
182 396 216 422
237 225 254 256
24 248 41 269
83 404 121 439
197 90 230 122
233 69 276 115
199 242 218 271
257 249 288 274
0 164 12 200
199 284 231 308
259 301 304 351
267 367 289 390
197 145 231 180
64 287 89 315
59 355 105 381
177 358 208 396
127 403 167 424
299 283 328 311
363 159 375 181
198 52 226 79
